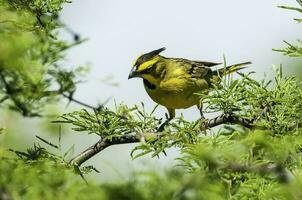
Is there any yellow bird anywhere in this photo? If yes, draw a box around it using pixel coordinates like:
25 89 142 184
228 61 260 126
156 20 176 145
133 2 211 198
128 47 251 129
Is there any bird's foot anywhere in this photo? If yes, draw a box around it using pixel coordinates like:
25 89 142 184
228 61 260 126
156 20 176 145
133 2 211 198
157 122 167 132
157 114 170 132
156 118 172 132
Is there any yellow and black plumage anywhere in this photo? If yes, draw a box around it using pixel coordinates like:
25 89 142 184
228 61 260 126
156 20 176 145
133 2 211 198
128 47 251 128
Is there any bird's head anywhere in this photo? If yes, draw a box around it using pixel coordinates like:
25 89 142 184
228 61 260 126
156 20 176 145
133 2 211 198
128 47 166 83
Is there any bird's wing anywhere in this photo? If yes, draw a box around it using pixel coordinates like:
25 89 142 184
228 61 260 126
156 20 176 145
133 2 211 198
191 60 222 67
187 62 212 78
167 58 217 79
170 58 221 67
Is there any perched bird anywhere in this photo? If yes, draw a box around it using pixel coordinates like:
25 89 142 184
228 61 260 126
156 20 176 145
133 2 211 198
128 47 251 130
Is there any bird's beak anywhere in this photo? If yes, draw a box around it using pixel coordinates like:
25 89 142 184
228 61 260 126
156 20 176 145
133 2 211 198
128 67 141 79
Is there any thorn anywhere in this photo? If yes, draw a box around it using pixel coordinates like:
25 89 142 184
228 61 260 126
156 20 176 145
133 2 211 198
74 34 80 41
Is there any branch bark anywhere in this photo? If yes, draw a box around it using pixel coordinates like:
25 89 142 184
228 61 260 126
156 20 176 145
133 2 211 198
225 163 292 183
70 114 254 167
70 134 141 166
0 189 13 200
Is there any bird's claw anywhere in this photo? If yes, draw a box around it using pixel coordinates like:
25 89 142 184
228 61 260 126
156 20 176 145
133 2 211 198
156 119 171 132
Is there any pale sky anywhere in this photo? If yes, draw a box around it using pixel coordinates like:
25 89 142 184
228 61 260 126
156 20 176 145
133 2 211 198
58 0 301 181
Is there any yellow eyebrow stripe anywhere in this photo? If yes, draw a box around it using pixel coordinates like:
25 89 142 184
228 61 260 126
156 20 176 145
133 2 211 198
137 56 160 72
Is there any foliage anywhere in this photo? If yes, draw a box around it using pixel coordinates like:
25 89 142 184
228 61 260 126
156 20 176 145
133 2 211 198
201 68 301 135
1 129 302 199
49 66 301 198
56 103 160 139
273 0 302 56
0 147 104 200
0 0 86 116
57 68 301 157
0 149 232 200
0 0 302 200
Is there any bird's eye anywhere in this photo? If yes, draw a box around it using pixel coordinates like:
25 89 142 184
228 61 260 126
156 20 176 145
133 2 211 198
145 67 153 72
142 64 155 74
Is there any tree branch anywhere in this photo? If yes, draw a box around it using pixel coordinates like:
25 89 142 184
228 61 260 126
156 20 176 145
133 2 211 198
70 114 254 167
62 93 107 111
225 162 292 183
204 114 253 129
70 134 141 166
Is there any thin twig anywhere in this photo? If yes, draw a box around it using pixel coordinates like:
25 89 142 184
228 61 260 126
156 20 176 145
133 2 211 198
298 0 302 7
0 72 35 116
62 93 104 110
0 96 8 104
36 14 45 28
35 135 59 149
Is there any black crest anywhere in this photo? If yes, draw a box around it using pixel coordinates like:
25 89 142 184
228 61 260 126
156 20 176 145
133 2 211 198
134 47 166 68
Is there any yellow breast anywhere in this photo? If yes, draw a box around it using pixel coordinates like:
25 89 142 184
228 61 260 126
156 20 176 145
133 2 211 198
144 77 209 109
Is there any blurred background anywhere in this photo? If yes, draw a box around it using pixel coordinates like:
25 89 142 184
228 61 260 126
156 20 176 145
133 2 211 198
0 0 301 182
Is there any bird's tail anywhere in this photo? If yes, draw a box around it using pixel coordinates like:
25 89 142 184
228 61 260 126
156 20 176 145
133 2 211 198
216 61 252 76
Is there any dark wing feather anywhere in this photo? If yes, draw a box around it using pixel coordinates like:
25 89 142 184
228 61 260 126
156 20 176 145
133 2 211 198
169 57 220 78
188 63 211 78
170 57 221 67
191 60 221 67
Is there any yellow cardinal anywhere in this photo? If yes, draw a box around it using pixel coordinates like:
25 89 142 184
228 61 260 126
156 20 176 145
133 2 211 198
128 47 251 128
